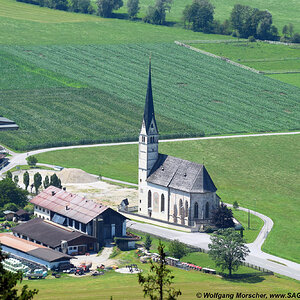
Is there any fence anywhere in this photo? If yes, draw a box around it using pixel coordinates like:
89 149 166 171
174 41 261 74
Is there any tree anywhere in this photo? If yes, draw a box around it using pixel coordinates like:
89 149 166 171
182 0 214 32
50 174 62 188
144 0 172 25
43 175 50 189
13 175 19 186
256 10 278 40
33 173 42 194
0 178 28 209
27 156 38 168
127 0 139 19
70 0 93 13
282 24 288 37
3 202 18 212
138 241 182 300
212 202 234 229
233 201 239 210
0 247 38 299
52 0 68 10
6 171 12 180
97 0 123 17
288 23 294 37
291 33 300 43
208 228 250 277
168 240 188 259
144 234 152 250
23 171 30 191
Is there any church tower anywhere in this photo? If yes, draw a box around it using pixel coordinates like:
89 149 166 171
138 60 159 215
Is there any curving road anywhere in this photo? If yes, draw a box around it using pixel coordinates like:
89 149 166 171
1 130 300 280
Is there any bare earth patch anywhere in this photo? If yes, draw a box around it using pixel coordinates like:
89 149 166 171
14 168 138 209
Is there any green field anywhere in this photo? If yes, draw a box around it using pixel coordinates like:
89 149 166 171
0 0 233 46
190 42 300 87
0 42 299 150
35 135 300 263
18 248 300 299
118 0 300 32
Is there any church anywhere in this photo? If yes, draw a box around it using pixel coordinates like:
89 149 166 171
138 62 220 228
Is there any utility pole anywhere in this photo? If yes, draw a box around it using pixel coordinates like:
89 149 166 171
248 209 250 229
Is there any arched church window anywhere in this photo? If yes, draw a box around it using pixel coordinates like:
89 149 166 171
173 204 177 216
161 194 165 212
205 202 209 219
148 190 152 208
185 201 189 217
194 203 198 219
179 199 184 217
142 136 145 143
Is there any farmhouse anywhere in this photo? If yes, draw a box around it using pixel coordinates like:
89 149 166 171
138 63 220 227
12 218 97 255
0 233 72 269
30 186 127 250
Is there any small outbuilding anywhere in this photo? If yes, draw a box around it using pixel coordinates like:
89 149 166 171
15 209 30 221
0 233 73 269
3 210 15 221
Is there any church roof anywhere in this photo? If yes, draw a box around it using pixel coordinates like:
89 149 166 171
147 154 217 193
143 61 158 134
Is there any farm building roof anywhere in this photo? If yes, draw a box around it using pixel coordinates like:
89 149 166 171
0 116 19 131
27 248 72 262
147 154 217 193
15 209 29 217
0 233 43 252
0 233 73 262
12 218 96 248
30 186 109 224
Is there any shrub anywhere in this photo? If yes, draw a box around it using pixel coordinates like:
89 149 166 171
248 36 256 42
109 246 121 258
168 239 189 259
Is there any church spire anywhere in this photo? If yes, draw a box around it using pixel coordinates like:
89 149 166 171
143 57 158 134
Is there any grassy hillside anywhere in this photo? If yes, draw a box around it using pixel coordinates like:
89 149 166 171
0 0 232 46
190 41 300 88
20 263 300 299
35 134 300 263
1 42 299 150
118 0 300 32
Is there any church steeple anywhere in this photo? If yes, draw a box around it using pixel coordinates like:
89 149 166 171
138 60 160 211
143 59 158 134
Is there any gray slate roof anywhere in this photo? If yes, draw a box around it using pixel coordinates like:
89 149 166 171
27 248 73 262
12 218 96 248
147 154 217 193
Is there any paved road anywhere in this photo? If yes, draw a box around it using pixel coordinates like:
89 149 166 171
1 130 299 175
127 220 300 281
1 131 300 279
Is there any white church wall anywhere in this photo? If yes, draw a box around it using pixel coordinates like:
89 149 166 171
138 182 168 221
170 188 190 226
190 192 217 220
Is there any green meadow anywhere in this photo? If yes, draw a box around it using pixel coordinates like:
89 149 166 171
0 0 231 46
35 134 300 263
190 42 300 87
118 0 300 32
19 249 300 299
